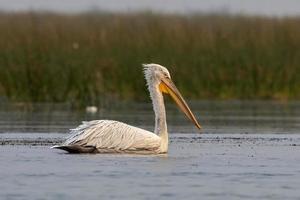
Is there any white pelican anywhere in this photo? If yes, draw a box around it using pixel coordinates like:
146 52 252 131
52 64 201 154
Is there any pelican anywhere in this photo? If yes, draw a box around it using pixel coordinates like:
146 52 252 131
52 64 201 154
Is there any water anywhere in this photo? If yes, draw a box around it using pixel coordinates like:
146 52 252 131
1 0 300 17
0 101 300 200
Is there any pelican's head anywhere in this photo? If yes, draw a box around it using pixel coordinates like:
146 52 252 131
143 63 202 130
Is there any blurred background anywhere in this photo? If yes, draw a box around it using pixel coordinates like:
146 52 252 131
0 1 299 138
1 0 300 108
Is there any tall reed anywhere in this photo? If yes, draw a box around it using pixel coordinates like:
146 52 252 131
0 12 300 107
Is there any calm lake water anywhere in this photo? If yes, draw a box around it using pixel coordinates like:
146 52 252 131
0 101 300 200
2 0 300 17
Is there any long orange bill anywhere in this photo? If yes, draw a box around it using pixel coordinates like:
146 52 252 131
159 77 202 130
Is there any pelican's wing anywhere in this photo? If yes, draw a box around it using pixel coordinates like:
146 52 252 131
60 120 161 153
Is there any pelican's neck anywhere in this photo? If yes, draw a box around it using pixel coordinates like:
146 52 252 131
153 91 167 136
149 83 168 151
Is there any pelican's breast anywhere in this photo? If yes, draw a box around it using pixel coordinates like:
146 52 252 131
64 120 162 153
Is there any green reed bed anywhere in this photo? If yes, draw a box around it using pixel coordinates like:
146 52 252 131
0 12 300 107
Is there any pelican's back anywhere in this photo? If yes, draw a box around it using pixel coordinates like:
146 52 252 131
53 120 161 154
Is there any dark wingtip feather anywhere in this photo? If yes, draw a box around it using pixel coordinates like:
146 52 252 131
51 145 98 154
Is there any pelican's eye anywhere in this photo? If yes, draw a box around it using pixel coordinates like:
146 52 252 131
162 72 169 78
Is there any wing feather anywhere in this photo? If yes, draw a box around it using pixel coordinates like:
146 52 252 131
63 120 161 152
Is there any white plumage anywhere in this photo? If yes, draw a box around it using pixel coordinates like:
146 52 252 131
64 120 161 154
52 64 201 154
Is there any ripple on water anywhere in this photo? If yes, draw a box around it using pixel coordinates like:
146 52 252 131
1 133 300 199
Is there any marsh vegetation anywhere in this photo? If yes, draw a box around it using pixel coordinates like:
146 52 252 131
0 12 300 107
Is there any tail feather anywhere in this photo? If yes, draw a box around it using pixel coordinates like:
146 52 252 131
51 145 98 154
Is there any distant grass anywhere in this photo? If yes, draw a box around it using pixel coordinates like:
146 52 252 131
0 12 300 107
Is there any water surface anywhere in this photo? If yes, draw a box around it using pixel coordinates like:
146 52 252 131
1 0 300 16
0 101 300 200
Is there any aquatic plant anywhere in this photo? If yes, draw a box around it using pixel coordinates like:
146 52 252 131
0 12 300 107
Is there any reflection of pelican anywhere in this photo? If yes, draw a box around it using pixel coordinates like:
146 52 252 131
52 64 201 154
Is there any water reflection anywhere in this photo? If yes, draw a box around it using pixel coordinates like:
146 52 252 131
0 101 299 134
